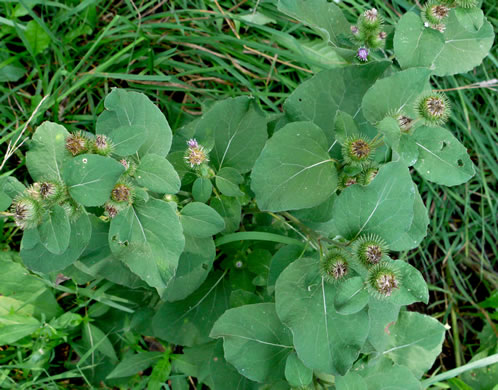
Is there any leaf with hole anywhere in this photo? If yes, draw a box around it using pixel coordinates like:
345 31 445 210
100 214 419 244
412 125 475 186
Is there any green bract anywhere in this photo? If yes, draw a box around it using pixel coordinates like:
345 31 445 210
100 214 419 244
5 0 493 387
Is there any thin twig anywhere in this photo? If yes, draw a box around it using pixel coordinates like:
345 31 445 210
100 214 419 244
0 94 50 172
434 79 498 92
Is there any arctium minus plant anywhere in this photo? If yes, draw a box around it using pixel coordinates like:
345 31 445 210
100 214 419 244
0 0 494 388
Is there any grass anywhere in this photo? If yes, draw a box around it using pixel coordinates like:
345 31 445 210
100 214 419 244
0 0 496 387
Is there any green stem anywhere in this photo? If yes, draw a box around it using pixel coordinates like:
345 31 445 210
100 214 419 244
421 354 498 387
215 232 305 247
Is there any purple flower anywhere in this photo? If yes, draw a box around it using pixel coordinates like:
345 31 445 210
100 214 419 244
357 47 369 62
187 138 199 149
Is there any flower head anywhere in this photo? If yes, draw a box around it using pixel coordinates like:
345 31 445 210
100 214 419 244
342 135 375 166
105 203 119 218
360 165 379 185
11 196 41 230
338 172 359 190
320 249 349 283
353 234 389 267
366 262 400 298
416 92 451 125
185 139 209 169
65 132 89 156
357 47 369 62
111 183 133 203
93 134 113 156
359 8 382 31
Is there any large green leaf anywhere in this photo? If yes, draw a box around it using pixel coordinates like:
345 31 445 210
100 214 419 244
109 200 184 291
174 340 258 390
180 202 225 238
210 302 293 383
0 312 40 345
96 88 172 157
106 352 163 379
277 0 349 47
0 252 61 320
274 35 348 71
109 125 146 157
82 322 117 362
284 62 390 146
275 257 369 375
267 245 305 290
24 20 50 55
194 97 267 173
329 162 415 245
192 177 213 203
75 217 146 289
64 154 125 207
163 235 215 302
412 126 475 186
334 276 369 315
0 177 25 211
210 196 241 233
37 205 71 255
21 213 92 273
353 357 421 390
135 154 180 194
153 272 230 346
251 121 337 212
389 187 429 251
285 352 313 387
26 121 70 182
394 10 494 76
381 311 446 378
362 68 431 125
215 167 244 197
367 298 400 353
335 372 368 390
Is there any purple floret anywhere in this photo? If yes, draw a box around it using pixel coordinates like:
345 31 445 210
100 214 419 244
357 47 369 62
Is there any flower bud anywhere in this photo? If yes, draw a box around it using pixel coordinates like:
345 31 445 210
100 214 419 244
320 249 349 283
397 114 414 132
366 262 400 298
65 132 89 156
422 1 450 25
342 135 375 166
38 180 65 203
360 165 379 185
11 196 42 230
60 198 83 221
416 92 451 126
359 8 382 31
104 201 122 219
338 172 359 190
432 23 446 33
352 234 389 267
92 134 113 156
